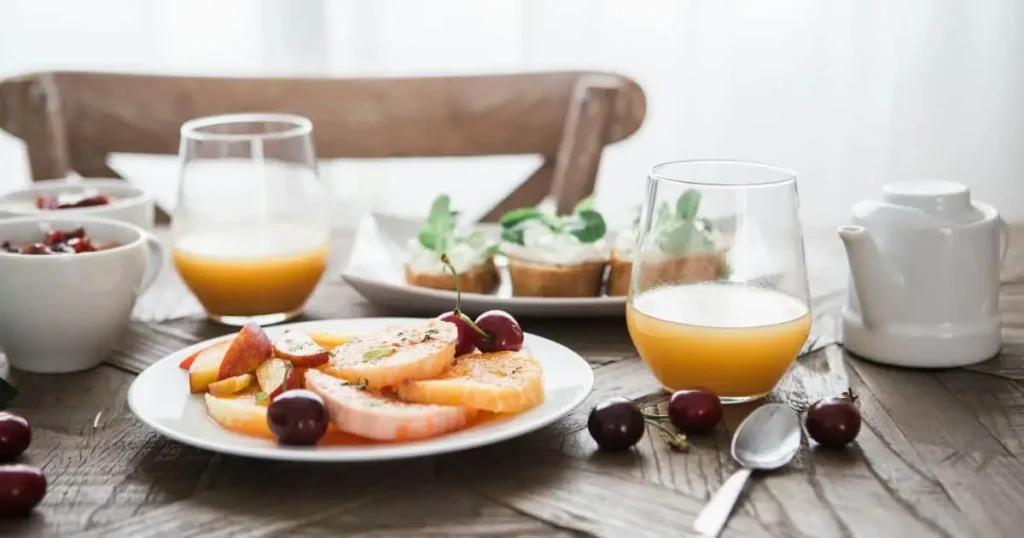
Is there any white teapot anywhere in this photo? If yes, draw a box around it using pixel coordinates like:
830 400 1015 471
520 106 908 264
838 180 1008 368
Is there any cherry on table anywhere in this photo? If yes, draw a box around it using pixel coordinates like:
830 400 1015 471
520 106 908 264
587 396 645 451
0 413 31 461
266 389 329 446
0 464 46 518
667 389 722 434
805 395 861 448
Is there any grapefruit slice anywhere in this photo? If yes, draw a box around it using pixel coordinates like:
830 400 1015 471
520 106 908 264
305 370 476 442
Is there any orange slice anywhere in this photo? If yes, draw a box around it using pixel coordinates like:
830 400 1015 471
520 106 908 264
321 319 457 390
396 350 545 414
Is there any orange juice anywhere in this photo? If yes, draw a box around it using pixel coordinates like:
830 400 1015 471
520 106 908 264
173 224 328 319
626 282 811 401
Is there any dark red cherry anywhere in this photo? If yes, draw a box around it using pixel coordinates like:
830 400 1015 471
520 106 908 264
473 310 524 352
266 389 329 446
0 413 31 461
587 397 645 451
668 389 722 434
806 397 861 448
438 311 476 356
0 464 46 517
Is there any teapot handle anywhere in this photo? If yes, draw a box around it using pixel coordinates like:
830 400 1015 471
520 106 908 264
998 217 1010 268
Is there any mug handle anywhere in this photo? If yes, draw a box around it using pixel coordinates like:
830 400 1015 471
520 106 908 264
998 217 1010 268
139 232 165 294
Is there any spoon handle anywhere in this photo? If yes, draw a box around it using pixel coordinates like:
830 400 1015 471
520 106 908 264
692 467 753 537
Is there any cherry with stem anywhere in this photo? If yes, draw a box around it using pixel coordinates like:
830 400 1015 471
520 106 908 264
439 253 492 353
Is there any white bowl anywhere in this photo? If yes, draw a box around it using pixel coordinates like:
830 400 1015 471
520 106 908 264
0 215 163 373
0 179 155 230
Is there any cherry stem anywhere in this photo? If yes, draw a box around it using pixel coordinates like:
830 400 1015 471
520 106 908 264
440 253 492 341
440 253 463 314
642 412 669 421
644 418 689 450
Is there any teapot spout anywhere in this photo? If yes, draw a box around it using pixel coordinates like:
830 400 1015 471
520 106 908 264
837 225 902 328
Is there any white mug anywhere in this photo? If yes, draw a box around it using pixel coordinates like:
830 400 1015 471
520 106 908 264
0 216 163 373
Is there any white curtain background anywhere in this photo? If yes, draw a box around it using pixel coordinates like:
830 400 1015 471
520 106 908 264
0 0 1021 230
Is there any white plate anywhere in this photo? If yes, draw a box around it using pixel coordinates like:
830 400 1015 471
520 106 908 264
340 213 627 318
128 317 595 462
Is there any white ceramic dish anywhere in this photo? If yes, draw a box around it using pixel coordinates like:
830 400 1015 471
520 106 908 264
0 215 163 373
128 317 595 462
0 179 155 230
341 213 627 318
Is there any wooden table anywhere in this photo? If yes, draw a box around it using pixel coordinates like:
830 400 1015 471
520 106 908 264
3 225 1024 538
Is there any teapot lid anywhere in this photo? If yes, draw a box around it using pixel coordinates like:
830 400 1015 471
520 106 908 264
882 180 985 223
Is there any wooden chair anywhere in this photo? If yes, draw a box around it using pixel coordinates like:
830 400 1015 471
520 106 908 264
0 71 645 223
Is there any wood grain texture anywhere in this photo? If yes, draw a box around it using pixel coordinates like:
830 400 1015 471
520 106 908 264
2 224 1024 537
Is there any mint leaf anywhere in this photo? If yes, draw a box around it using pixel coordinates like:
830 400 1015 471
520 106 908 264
417 228 439 250
500 208 545 228
501 227 526 245
675 189 701 220
418 195 457 253
427 195 454 228
566 208 606 243
255 392 269 404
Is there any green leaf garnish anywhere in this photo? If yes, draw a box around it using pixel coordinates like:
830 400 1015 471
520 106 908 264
499 198 606 245
565 208 606 244
255 392 269 404
501 227 526 245
652 189 721 256
417 194 497 258
675 190 701 220
363 347 396 360
417 195 456 253
499 207 545 229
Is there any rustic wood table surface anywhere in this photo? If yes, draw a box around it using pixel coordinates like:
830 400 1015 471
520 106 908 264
2 224 1024 538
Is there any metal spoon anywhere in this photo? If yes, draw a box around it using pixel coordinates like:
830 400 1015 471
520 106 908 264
692 403 802 537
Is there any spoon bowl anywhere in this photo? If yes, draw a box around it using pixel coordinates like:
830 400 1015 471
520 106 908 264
732 403 802 470
694 403 801 536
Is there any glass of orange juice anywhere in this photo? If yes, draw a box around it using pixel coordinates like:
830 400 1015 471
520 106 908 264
625 160 812 403
172 113 330 326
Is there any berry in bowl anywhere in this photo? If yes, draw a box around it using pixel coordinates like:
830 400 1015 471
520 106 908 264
0 179 154 230
1 225 120 255
0 216 163 373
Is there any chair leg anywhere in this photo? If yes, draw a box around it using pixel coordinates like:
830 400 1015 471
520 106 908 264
549 76 618 215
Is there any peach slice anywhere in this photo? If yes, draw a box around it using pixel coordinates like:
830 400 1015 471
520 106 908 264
304 331 354 350
219 323 273 380
188 341 231 393
204 393 273 439
255 358 303 399
179 348 202 370
208 373 254 397
273 333 329 367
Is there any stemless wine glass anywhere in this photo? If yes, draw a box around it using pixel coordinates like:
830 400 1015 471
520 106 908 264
625 160 811 403
172 113 330 326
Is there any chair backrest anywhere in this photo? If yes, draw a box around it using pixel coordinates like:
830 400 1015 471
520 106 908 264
0 71 645 222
